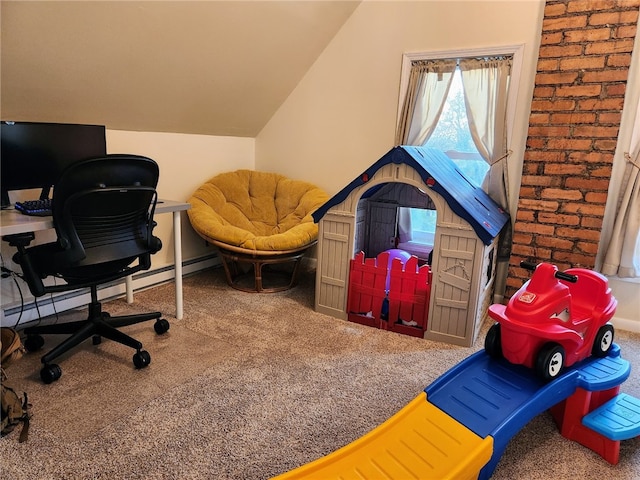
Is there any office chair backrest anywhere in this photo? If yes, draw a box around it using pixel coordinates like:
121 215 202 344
51 154 161 274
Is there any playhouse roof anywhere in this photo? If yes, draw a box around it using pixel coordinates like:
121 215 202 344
312 146 510 245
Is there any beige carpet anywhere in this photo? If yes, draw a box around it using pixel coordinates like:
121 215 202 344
1 267 639 479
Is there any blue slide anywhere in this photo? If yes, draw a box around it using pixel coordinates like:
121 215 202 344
425 345 631 479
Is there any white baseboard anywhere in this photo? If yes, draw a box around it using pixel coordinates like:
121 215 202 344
612 316 640 334
0 254 220 329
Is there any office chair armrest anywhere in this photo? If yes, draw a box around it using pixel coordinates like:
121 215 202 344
4 235 48 298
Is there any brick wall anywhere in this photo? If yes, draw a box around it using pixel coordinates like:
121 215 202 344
506 0 639 297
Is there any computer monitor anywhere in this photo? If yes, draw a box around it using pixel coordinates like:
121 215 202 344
1 121 107 208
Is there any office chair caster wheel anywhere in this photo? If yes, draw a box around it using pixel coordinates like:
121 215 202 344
40 364 62 384
154 318 170 335
133 350 151 369
24 334 45 352
92 335 102 345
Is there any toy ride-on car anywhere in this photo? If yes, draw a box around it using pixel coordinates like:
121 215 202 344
485 261 617 381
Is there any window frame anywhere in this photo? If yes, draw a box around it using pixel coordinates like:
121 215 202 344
396 45 525 152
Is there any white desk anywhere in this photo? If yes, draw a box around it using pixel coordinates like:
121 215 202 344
0 199 191 319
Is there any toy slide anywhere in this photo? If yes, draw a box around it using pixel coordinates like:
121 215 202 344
273 391 493 480
273 347 630 480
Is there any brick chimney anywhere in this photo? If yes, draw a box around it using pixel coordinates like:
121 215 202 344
507 0 639 297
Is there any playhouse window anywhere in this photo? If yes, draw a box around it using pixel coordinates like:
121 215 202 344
397 207 436 262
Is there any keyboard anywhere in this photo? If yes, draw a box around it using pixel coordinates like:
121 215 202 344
15 199 52 217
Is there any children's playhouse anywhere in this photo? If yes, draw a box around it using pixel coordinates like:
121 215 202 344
312 146 510 347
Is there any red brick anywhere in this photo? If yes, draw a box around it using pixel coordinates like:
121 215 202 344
536 236 575 250
598 112 623 124
577 240 600 254
539 44 585 58
590 165 614 177
541 188 583 201
543 163 587 175
560 56 606 71
533 86 556 98
585 39 636 55
555 227 601 241
561 203 606 216
517 222 556 235
518 199 560 212
541 32 564 45
550 112 596 124
531 99 576 111
529 113 551 124
512 244 537 257
552 251 597 269
568 1 621 14
513 232 534 244
567 151 613 163
564 27 611 42
616 25 638 38
585 191 608 203
538 59 560 71
581 217 604 229
536 72 580 85
607 54 632 67
573 125 622 137
593 139 619 151
543 15 588 31
538 212 581 225
605 83 628 96
578 97 625 110
582 70 630 83
528 125 572 137
520 175 557 187
564 177 611 190
556 84 602 97
545 2 567 16
546 138 593 150
589 10 639 26
526 151 567 162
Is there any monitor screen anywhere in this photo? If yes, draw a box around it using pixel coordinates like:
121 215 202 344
1 121 107 208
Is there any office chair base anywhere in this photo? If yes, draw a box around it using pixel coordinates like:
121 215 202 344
24 299 169 383
40 363 62 384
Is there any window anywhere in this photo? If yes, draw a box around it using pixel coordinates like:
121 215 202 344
396 207 436 262
425 68 488 187
396 46 523 209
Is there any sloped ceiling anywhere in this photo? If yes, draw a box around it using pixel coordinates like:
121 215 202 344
1 1 360 137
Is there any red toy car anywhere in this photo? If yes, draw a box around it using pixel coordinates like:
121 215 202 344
485 262 617 381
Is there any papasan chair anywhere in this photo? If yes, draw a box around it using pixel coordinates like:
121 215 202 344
187 169 329 292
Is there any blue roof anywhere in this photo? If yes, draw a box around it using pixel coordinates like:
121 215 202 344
312 146 510 245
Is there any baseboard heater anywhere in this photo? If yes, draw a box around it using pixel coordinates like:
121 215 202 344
1 253 220 328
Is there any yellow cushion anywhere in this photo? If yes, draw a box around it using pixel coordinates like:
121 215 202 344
187 170 329 251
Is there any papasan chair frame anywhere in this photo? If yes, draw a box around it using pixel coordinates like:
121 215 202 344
187 169 329 293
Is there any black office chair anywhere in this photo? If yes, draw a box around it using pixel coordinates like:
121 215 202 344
8 154 170 384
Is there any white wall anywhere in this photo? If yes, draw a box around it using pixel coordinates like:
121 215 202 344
255 0 545 208
0 131 254 323
106 130 255 267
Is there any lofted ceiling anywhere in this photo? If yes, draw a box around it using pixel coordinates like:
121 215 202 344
1 1 360 137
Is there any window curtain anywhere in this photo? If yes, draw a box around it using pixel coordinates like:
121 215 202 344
602 98 640 278
458 57 512 209
395 59 457 145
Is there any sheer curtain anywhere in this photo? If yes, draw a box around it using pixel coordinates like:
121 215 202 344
602 98 640 278
459 57 512 209
395 59 456 145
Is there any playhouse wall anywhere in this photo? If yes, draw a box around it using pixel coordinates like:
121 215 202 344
315 210 353 319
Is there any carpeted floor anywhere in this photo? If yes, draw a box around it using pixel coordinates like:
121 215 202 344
1 266 639 479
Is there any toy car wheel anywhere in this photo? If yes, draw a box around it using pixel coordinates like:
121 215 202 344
592 324 614 357
484 323 502 359
535 343 565 381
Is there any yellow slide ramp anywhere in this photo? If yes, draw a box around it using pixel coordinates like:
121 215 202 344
273 392 493 480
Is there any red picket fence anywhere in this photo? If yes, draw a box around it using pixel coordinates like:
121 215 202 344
347 251 431 338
